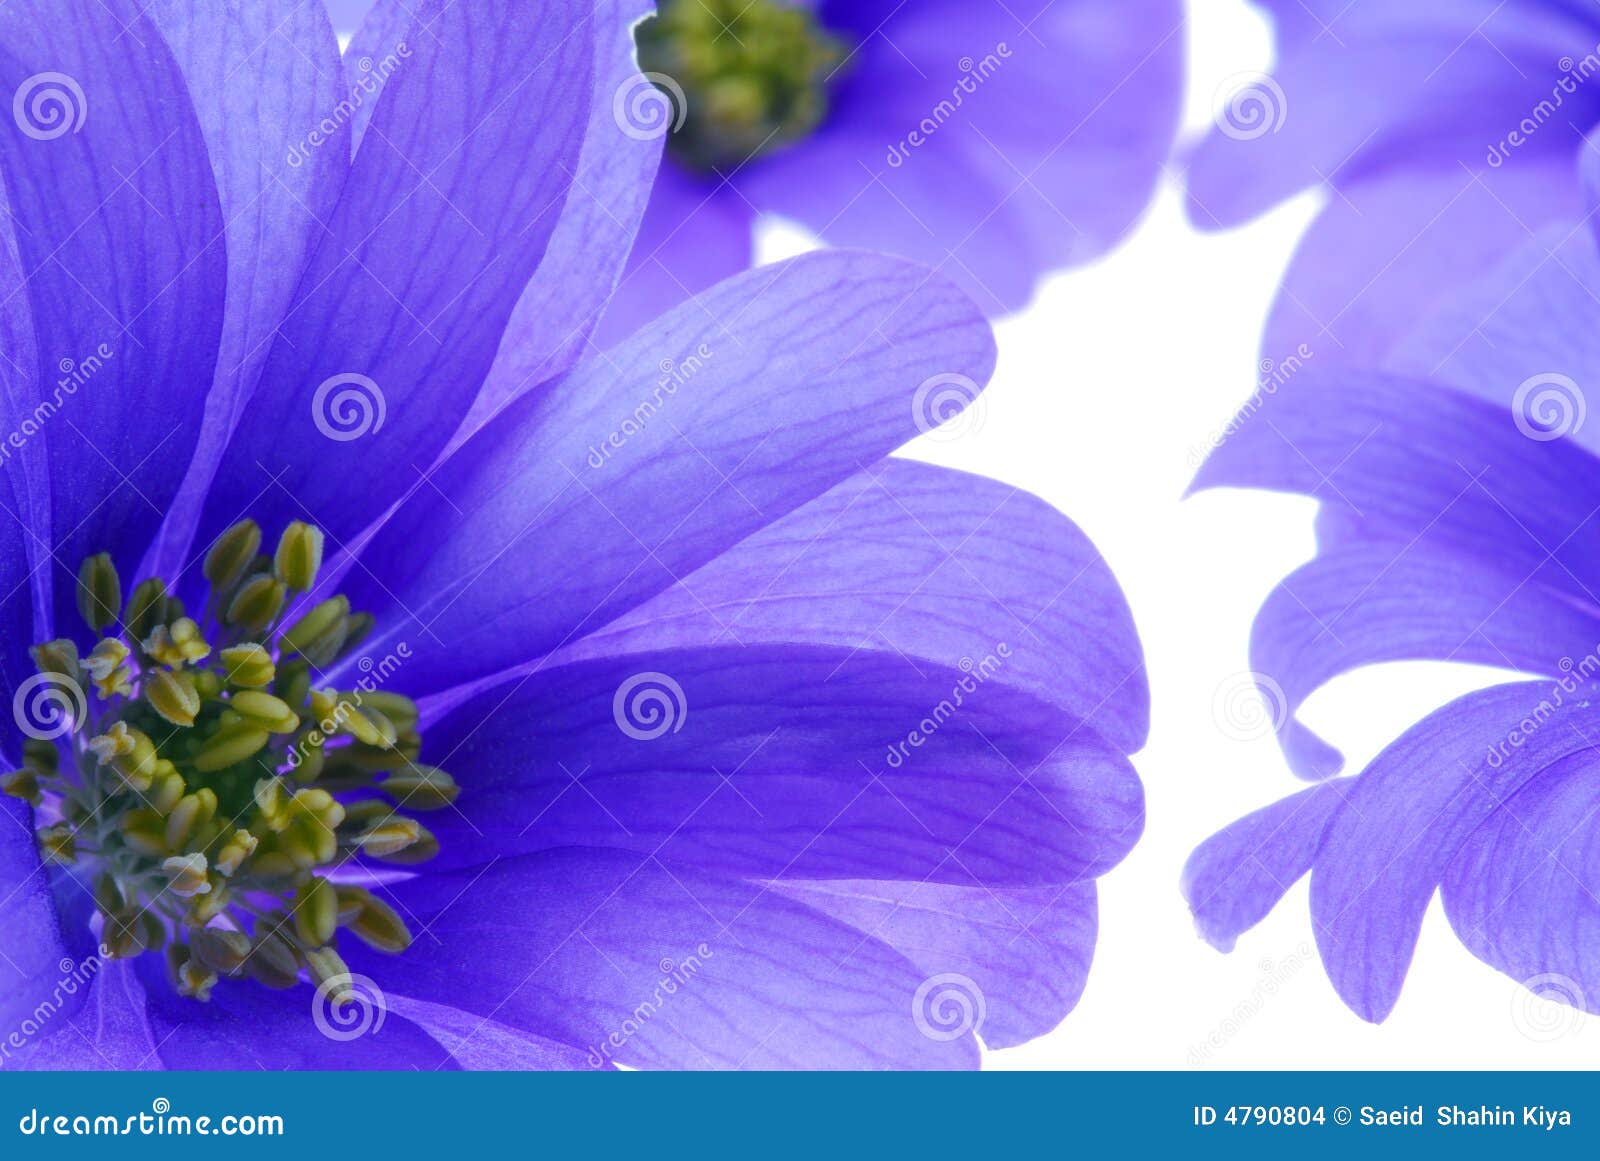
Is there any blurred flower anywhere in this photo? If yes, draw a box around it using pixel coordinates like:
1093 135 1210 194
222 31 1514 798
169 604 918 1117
1183 214 1600 1023
0 0 1147 1069
1185 0 1600 368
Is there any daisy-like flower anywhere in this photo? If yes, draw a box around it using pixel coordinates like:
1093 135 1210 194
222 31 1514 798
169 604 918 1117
0 0 1148 1069
1185 0 1600 367
1182 207 1600 1023
335 0 1185 333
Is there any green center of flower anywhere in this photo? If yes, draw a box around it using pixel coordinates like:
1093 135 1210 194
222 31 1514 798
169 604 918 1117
3 519 458 1004
635 0 848 171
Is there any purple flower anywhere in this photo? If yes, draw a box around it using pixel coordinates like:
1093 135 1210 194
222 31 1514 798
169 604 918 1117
1185 0 1600 367
0 0 1147 1069
332 0 1184 335
1182 207 1600 1022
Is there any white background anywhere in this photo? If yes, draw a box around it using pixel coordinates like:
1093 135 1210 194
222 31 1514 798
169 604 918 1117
760 1 1600 1069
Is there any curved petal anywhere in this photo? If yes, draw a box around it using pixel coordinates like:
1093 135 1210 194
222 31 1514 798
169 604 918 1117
1192 366 1600 597
737 0 1184 313
417 644 1142 887
1310 681 1600 1022
1186 1 1596 229
6 960 162 1070
386 995 597 1069
140 0 351 580
554 458 1148 754
343 848 981 1069
780 877 1098 1050
199 0 600 546
326 0 378 35
1441 753 1600 1012
346 250 996 694
1249 540 1600 779
1256 153 1579 369
0 798 76 1034
0 0 226 625
134 961 455 1070
1181 780 1351 952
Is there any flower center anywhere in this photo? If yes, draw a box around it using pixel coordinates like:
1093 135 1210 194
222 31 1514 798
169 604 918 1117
635 0 848 171
3 520 457 1004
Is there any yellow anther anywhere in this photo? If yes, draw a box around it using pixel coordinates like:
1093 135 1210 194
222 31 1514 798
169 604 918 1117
125 577 171 645
278 595 349 663
145 667 200 727
161 852 212 897
103 909 150 959
164 789 218 852
89 722 159 790
245 927 302 990
1 769 41 806
228 690 299 734
213 829 258 877
118 809 169 857
359 816 422 859
76 552 121 632
338 885 413 954
253 778 290 831
143 616 210 667
37 824 75 864
306 947 353 1001
175 957 218 1002
292 876 339 948
381 764 459 811
84 638 134 698
191 719 270 773
186 881 231 926
191 928 251 976
360 692 419 734
147 763 186 813
219 643 275 688
205 519 262 591
225 575 286 634
274 521 325 593
29 638 79 680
